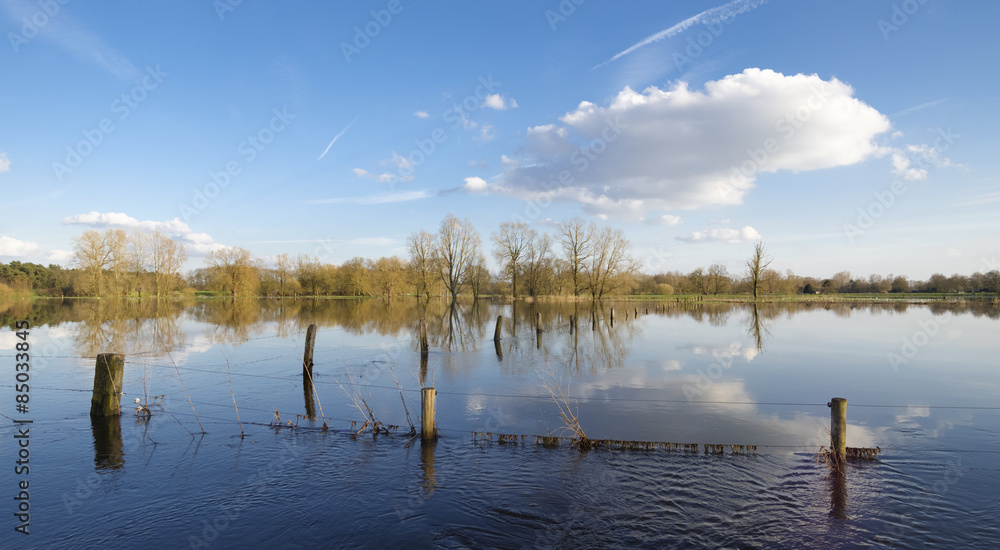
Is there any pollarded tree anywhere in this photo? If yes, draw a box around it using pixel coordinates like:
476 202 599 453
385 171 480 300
436 214 481 302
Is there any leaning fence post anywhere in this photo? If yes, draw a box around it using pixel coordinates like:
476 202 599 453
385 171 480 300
830 397 847 464
493 315 503 342
303 324 317 378
421 387 437 441
90 353 125 417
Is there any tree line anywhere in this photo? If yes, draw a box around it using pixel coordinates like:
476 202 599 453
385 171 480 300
1 215 998 299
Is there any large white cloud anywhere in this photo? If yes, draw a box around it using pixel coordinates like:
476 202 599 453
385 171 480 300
471 68 891 218
0 236 39 257
61 211 225 255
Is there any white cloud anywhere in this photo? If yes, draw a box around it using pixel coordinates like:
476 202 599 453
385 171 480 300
352 167 396 184
483 94 517 110
648 214 683 226
317 116 358 161
414 110 430 118
475 69 891 218
889 143 959 180
0 236 39 256
305 191 429 205
677 225 761 244
61 211 225 256
0 152 10 173
477 124 496 142
462 176 489 192
47 249 74 263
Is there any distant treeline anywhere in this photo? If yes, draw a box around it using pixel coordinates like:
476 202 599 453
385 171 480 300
2 216 998 299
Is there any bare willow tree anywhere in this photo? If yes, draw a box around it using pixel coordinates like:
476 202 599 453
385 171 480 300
491 221 532 298
746 240 772 300
407 230 437 299
149 232 187 296
206 246 258 297
436 214 481 302
72 230 114 296
585 226 639 299
557 217 594 297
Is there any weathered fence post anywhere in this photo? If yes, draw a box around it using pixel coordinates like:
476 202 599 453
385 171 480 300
830 397 847 464
536 312 542 334
493 315 503 342
610 308 615 327
303 324 317 378
569 315 575 333
421 387 437 441
90 353 125 417
591 309 596 331
419 320 429 356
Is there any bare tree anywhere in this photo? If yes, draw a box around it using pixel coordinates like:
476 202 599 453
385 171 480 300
557 217 594 297
522 232 554 297
436 214 481 302
491 221 533 297
371 256 407 297
207 247 258 297
467 256 491 301
585 226 639 299
72 230 114 296
407 230 437 299
274 253 295 297
149 232 187 296
746 240 772 300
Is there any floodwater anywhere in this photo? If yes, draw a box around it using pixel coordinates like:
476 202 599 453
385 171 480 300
1 297 998 549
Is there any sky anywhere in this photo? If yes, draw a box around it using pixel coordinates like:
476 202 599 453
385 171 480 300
1 0 998 281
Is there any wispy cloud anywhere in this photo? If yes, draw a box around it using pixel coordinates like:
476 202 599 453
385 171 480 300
0 152 10 173
890 98 949 118
317 115 360 161
1 0 140 80
414 110 430 118
304 190 429 205
677 225 761 244
593 0 768 69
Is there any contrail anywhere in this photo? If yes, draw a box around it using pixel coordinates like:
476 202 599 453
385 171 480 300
317 115 360 161
592 0 768 70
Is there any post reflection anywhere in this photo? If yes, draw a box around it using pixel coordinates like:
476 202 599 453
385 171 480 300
92 416 125 470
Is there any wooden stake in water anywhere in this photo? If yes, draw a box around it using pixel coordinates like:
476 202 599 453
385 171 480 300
830 397 847 464
303 324 317 378
592 309 596 331
610 308 615 327
569 315 575 333
419 320 429 356
90 353 125 417
493 315 502 342
421 387 437 441
536 312 542 334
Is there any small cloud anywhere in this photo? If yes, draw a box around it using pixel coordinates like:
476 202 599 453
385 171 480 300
353 167 396 184
648 214 682 226
0 152 10 173
462 176 489 192
946 248 962 257
677 225 761 244
483 94 517 110
477 124 496 142
0 236 39 257
414 110 430 119
662 360 682 371
47 249 74 263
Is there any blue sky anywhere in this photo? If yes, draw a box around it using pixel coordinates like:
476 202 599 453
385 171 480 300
1 0 998 280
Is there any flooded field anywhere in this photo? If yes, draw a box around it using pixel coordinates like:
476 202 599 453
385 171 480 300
2 297 999 548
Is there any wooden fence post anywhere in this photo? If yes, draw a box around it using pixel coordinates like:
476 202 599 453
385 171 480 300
303 324 317 378
830 397 847 464
493 315 503 342
421 387 437 441
419 320 429 356
536 312 542 334
610 308 615 327
90 353 125 417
